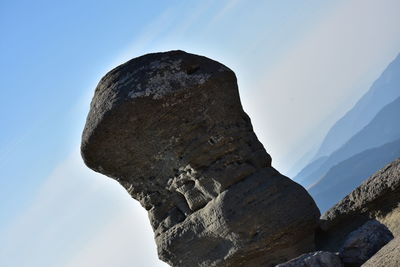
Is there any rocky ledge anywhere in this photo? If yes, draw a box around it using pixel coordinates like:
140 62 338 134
318 158 400 266
81 50 320 266
279 159 400 266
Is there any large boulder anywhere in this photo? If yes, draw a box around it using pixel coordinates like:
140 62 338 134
339 220 393 266
81 50 320 266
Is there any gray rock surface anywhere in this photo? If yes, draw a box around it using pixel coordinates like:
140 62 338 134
316 159 400 251
339 220 393 266
362 203 400 267
276 251 343 267
362 236 400 267
81 50 320 266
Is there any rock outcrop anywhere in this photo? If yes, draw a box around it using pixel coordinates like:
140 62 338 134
316 158 400 266
81 50 320 266
277 159 400 266
317 159 400 249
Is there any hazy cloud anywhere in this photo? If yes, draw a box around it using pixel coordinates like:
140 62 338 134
243 0 400 173
0 149 166 267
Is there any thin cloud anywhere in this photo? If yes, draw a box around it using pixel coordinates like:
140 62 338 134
63 211 167 267
0 148 164 267
207 0 244 26
244 0 400 173
112 7 177 65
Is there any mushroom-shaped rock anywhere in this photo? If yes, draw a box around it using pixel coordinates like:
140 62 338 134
81 50 320 266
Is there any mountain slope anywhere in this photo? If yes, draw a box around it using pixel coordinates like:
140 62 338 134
309 138 400 213
295 156 327 185
313 53 400 159
294 53 400 185
299 95 400 187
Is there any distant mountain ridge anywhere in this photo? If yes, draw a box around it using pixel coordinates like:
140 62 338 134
295 156 327 185
295 53 400 186
313 53 400 160
309 138 400 213
298 95 400 188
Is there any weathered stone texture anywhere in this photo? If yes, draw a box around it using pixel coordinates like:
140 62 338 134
339 220 393 266
362 236 400 267
317 159 400 251
81 50 320 266
314 159 400 267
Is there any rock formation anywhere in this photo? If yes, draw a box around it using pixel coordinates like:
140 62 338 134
279 159 400 266
316 158 400 266
317 159 400 249
81 50 320 266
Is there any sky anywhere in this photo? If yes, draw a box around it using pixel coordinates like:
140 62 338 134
0 0 399 266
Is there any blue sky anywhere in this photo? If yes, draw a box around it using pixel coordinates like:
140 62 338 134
1 1 399 266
